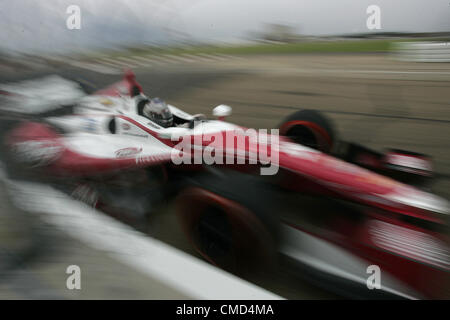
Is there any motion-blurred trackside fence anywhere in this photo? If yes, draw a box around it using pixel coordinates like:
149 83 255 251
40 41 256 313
392 42 450 62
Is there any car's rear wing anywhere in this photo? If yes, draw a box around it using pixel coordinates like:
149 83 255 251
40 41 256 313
93 69 143 98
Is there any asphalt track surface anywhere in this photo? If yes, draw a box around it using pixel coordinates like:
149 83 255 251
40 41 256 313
0 54 449 299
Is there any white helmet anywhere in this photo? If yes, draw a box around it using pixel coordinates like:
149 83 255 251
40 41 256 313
143 98 173 128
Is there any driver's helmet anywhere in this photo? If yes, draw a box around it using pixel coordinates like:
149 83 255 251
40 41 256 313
143 97 173 128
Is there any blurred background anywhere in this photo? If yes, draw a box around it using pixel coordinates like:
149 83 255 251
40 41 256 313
0 0 449 299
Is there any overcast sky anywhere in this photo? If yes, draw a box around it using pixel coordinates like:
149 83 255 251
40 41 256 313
0 0 449 53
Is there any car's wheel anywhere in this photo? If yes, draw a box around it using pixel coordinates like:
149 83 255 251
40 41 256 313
279 109 335 153
175 170 279 274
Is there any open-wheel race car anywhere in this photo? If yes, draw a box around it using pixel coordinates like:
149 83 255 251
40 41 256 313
2 71 449 299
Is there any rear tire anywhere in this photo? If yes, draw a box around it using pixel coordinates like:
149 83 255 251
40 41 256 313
279 109 335 153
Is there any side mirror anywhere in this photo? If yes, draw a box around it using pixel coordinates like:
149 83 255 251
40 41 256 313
212 104 232 120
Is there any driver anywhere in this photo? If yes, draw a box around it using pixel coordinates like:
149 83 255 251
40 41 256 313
142 97 173 128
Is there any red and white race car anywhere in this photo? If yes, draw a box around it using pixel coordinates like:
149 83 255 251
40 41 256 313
3 71 449 299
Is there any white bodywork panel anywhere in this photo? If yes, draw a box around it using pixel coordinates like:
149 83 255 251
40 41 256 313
62 133 173 160
0 75 85 113
43 93 240 163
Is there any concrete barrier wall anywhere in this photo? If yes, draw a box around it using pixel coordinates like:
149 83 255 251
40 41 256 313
392 42 450 62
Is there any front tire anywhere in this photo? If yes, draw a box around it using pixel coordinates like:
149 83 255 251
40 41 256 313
175 170 279 274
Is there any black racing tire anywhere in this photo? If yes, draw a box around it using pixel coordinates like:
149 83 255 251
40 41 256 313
175 169 280 274
279 109 336 153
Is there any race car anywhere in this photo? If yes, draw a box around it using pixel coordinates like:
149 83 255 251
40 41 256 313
2 71 449 299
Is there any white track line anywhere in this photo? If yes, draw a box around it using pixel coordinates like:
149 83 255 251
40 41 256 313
178 54 199 63
195 53 219 62
342 69 450 75
114 56 141 67
69 61 120 75
99 57 131 67
130 55 157 66
72 53 237 74
95 58 124 68
210 54 229 61
165 55 196 63
98 57 124 65
141 55 167 65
